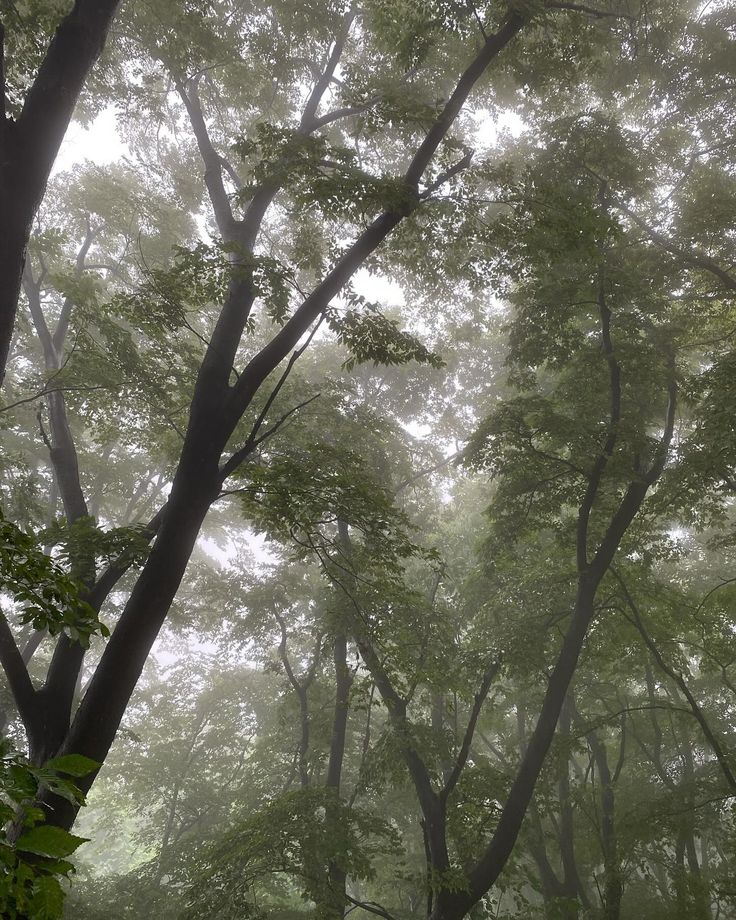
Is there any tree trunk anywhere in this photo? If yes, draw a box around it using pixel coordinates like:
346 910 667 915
0 209 28 381
323 629 353 916
585 728 622 920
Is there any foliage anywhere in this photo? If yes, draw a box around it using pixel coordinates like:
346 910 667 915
0 514 107 645
0 739 96 920
3 2 736 919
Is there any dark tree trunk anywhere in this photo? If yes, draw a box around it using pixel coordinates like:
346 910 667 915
0 210 27 380
321 629 354 919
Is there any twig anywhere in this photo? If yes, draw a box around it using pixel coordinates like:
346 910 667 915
0 384 111 415
420 149 474 199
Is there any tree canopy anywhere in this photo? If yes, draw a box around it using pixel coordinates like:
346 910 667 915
2 1 736 919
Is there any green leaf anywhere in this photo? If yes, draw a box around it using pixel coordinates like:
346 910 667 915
28 875 65 920
15 826 89 859
44 754 99 778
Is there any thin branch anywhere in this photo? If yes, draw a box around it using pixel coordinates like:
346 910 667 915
22 260 55 363
395 451 462 494
615 201 736 295
420 148 474 199
613 568 736 794
642 357 677 485
694 576 736 617
467 1 489 40
218 154 243 190
84 504 167 613
577 237 621 571
53 221 96 352
404 12 524 188
226 12 525 421
311 98 380 131
220 393 320 482
0 384 111 415
545 1 636 19
343 893 400 920
300 8 358 132
612 712 626 784
441 658 501 801
36 404 52 451
176 75 237 240
274 611 312 697
220 315 324 479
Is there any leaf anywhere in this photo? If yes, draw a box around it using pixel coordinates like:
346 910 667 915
15 826 89 859
44 754 99 778
29 875 65 920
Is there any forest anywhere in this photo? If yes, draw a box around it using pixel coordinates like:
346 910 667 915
1 1 735 918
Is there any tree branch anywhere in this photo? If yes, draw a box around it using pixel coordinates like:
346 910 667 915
405 12 524 188
343 893 400 920
0 613 38 733
300 8 358 132
84 504 167 613
545 1 636 19
311 98 380 131
220 315 324 479
22 260 55 364
441 658 501 801
53 221 95 353
176 77 237 241
577 251 622 571
615 201 736 294
614 569 736 794
419 149 474 199
13 0 121 203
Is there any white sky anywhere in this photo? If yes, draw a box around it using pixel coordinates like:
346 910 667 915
52 109 129 175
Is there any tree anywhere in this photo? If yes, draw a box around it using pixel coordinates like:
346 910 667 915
4 0 529 817
4 1 736 917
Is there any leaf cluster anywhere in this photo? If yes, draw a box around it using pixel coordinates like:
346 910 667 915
0 741 97 920
0 513 107 645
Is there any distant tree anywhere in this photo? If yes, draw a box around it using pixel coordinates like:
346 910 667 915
0 0 120 382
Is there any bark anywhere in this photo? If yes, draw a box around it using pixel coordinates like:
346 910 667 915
0 251 99 764
21 256 96 764
436 575 601 920
336 352 675 920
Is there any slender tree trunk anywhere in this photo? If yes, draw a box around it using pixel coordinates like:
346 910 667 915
21 264 95 764
49 448 221 820
585 728 622 920
322 628 354 919
430 577 601 920
557 697 590 918
0 211 28 382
